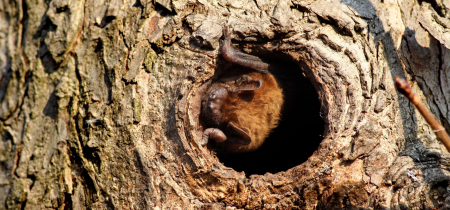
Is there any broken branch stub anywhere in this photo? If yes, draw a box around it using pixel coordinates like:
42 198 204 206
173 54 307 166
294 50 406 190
395 76 450 152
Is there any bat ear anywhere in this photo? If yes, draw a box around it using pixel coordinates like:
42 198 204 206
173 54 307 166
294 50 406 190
228 122 251 145
233 76 262 92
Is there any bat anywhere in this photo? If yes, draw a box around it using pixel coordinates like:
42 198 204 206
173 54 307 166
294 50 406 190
201 28 284 152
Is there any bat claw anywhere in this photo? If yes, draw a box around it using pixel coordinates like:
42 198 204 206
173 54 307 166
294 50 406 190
233 76 262 92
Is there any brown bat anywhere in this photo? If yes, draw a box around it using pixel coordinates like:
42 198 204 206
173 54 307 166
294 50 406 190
201 28 284 152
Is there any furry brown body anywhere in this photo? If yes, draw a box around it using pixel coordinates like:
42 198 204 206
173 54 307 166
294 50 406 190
201 28 284 152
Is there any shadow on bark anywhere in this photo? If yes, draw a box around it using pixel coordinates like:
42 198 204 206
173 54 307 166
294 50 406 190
340 0 450 208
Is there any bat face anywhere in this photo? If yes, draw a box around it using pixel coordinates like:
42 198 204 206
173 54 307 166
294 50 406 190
201 69 284 152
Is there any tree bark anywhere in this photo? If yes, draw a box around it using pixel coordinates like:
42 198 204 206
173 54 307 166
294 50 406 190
1 0 450 209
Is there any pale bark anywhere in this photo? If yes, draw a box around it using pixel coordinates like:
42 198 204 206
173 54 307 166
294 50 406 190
1 0 450 209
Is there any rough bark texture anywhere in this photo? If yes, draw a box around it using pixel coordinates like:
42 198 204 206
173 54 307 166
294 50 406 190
1 0 450 209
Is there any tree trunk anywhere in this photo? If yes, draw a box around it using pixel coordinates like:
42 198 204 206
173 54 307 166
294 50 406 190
1 0 450 209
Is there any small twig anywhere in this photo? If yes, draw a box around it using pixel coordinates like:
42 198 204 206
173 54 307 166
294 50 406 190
395 76 450 152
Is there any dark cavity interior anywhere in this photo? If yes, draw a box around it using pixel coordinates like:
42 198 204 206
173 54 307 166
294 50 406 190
215 60 325 176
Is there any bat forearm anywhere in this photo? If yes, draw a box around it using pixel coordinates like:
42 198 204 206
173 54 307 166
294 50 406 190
221 28 270 74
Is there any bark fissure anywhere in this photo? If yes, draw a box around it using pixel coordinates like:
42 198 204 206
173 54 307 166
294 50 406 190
2 0 450 209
